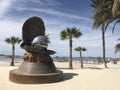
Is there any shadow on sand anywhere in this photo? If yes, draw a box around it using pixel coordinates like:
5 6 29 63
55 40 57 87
57 67 70 70
57 67 102 70
62 73 78 81
84 67 103 70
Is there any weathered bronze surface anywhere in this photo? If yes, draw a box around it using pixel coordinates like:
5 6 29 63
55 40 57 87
9 16 63 84
9 69 63 84
21 16 45 46
17 62 57 74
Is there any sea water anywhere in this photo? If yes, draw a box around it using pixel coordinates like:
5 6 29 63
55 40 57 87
0 56 23 62
0 55 99 63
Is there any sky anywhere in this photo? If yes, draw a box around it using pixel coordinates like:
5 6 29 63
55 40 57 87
0 0 120 58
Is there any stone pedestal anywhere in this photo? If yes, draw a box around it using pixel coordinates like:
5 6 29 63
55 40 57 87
9 62 63 84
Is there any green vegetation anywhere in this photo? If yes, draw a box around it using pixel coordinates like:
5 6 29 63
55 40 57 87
115 43 120 54
91 0 120 68
60 27 82 69
5 36 22 66
75 46 87 68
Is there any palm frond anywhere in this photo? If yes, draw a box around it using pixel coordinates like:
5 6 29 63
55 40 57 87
5 38 11 43
91 0 114 30
60 27 82 40
115 43 120 53
5 36 22 45
60 30 68 40
75 46 87 52
112 19 120 33
82 47 87 51
112 0 120 16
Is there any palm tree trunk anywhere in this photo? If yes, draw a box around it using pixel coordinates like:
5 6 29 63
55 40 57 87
11 45 15 66
69 38 73 69
80 51 83 68
102 24 107 68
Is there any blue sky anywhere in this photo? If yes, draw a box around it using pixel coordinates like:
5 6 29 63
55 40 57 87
0 0 120 57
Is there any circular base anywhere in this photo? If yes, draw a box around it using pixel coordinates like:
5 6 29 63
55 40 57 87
9 69 63 84
17 62 57 74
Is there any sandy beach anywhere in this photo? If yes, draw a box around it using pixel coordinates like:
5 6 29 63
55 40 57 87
0 61 120 90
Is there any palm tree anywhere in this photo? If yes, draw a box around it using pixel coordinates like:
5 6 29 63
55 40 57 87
115 43 120 54
75 46 87 68
91 0 120 67
91 0 120 68
60 27 82 69
5 36 22 66
91 0 114 68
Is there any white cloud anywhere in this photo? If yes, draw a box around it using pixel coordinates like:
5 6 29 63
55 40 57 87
22 0 59 6
0 19 25 55
15 7 91 21
0 20 23 40
0 0 15 18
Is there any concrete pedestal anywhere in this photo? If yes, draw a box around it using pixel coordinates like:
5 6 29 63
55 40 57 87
9 62 63 84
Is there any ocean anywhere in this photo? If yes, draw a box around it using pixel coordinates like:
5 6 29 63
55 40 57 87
0 56 23 62
0 55 100 62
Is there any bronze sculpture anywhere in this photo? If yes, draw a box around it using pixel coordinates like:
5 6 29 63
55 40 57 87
21 16 45 46
9 16 63 84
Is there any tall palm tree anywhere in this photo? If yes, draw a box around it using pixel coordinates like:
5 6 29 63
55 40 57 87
91 0 120 67
91 0 114 68
91 0 120 68
60 27 82 69
75 46 87 68
5 36 22 66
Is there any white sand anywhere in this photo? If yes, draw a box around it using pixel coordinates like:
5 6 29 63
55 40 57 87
0 61 120 90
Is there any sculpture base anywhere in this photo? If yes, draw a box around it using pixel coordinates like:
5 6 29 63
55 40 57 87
9 62 63 84
9 69 63 84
